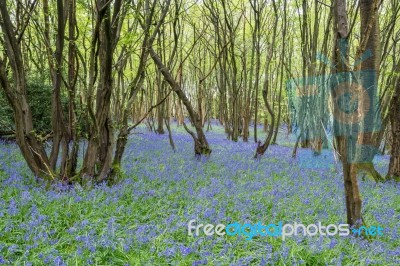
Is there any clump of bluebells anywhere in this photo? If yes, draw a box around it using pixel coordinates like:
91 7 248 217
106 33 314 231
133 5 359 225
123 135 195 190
0 125 399 265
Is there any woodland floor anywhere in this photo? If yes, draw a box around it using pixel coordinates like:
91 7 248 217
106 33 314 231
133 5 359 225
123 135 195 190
0 123 399 265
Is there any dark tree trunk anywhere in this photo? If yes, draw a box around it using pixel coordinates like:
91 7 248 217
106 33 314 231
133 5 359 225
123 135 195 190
81 0 122 182
0 1 54 180
65 0 79 178
387 74 400 180
149 47 211 157
43 0 70 175
254 86 275 158
272 0 287 145
253 0 278 158
165 117 176 152
156 34 165 135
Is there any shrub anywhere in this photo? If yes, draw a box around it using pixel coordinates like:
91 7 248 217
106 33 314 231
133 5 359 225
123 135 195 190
0 79 53 134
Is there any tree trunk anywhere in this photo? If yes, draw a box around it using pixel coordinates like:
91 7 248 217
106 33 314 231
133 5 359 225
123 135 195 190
156 32 165 135
65 0 79 178
43 0 70 174
81 0 121 181
351 0 384 182
149 47 211 157
387 73 400 180
253 6 261 144
272 0 287 144
0 2 54 180
254 0 278 157
332 0 363 227
254 85 275 158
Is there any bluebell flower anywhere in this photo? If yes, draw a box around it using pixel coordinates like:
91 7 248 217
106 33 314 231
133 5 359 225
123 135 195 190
163 247 176 258
179 245 192 256
329 238 338 249
192 259 208 266
7 199 18 216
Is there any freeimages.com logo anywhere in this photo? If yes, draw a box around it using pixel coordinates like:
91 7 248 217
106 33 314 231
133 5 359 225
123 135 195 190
187 219 383 241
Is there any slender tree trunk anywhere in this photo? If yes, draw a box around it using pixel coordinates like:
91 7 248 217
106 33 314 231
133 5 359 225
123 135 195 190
254 77 275 158
149 47 211 157
332 0 362 226
254 0 278 157
387 73 400 180
156 30 165 134
45 0 69 173
165 117 176 152
272 0 287 144
66 0 79 178
113 0 172 174
252 5 261 143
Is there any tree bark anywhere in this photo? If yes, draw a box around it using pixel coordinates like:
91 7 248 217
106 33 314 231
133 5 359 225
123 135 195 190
112 0 170 178
65 0 79 178
81 0 123 181
43 0 69 173
253 0 278 157
149 47 211 157
332 0 362 227
387 73 400 180
351 0 384 182
0 1 54 180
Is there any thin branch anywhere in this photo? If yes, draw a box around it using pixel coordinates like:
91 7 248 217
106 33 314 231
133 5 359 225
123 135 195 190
128 89 172 132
